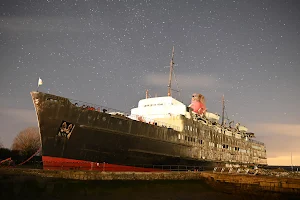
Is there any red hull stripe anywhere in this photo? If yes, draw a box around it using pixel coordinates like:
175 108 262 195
42 156 165 172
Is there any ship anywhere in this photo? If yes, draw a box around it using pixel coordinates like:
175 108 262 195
31 47 267 172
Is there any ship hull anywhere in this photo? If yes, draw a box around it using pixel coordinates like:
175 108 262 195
31 92 218 171
41 123 214 171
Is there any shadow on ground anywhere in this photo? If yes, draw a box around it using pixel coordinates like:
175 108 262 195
1 173 299 200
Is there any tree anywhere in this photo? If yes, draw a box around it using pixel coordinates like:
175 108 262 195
11 127 41 156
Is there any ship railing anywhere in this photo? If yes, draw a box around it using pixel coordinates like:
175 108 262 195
249 139 265 146
128 114 181 131
213 167 259 176
1 160 207 172
132 164 205 171
69 98 128 115
68 98 181 131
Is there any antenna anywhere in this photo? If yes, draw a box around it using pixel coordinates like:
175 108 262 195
221 94 225 126
167 46 175 97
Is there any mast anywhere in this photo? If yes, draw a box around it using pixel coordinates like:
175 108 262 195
221 94 225 126
291 152 294 172
167 46 175 97
146 89 149 99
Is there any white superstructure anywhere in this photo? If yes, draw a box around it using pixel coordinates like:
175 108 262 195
130 96 186 120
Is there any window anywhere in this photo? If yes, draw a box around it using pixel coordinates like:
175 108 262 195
209 142 215 147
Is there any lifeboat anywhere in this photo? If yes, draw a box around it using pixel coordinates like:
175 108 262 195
237 125 248 132
109 112 126 116
205 112 220 122
246 132 255 138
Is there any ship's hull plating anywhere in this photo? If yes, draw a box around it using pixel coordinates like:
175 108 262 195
41 122 214 171
31 92 263 172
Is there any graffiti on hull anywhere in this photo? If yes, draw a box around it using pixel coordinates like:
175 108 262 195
57 121 75 139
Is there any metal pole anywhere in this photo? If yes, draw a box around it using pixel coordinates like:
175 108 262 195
291 152 293 172
167 46 175 96
221 95 225 126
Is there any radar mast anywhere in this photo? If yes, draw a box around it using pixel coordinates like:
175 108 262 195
167 46 175 97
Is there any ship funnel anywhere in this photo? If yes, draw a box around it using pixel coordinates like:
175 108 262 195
189 93 206 115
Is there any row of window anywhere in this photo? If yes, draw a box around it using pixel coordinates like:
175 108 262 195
185 125 243 139
178 134 203 144
143 103 164 107
185 125 200 133
178 134 255 153
181 128 265 153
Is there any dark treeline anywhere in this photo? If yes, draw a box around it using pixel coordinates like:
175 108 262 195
0 147 42 167
0 148 19 159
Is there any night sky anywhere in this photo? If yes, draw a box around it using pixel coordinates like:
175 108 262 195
0 0 299 165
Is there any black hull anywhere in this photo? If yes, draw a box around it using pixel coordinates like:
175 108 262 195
46 125 215 169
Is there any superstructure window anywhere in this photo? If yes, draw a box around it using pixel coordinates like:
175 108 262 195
234 147 240 151
143 103 164 107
